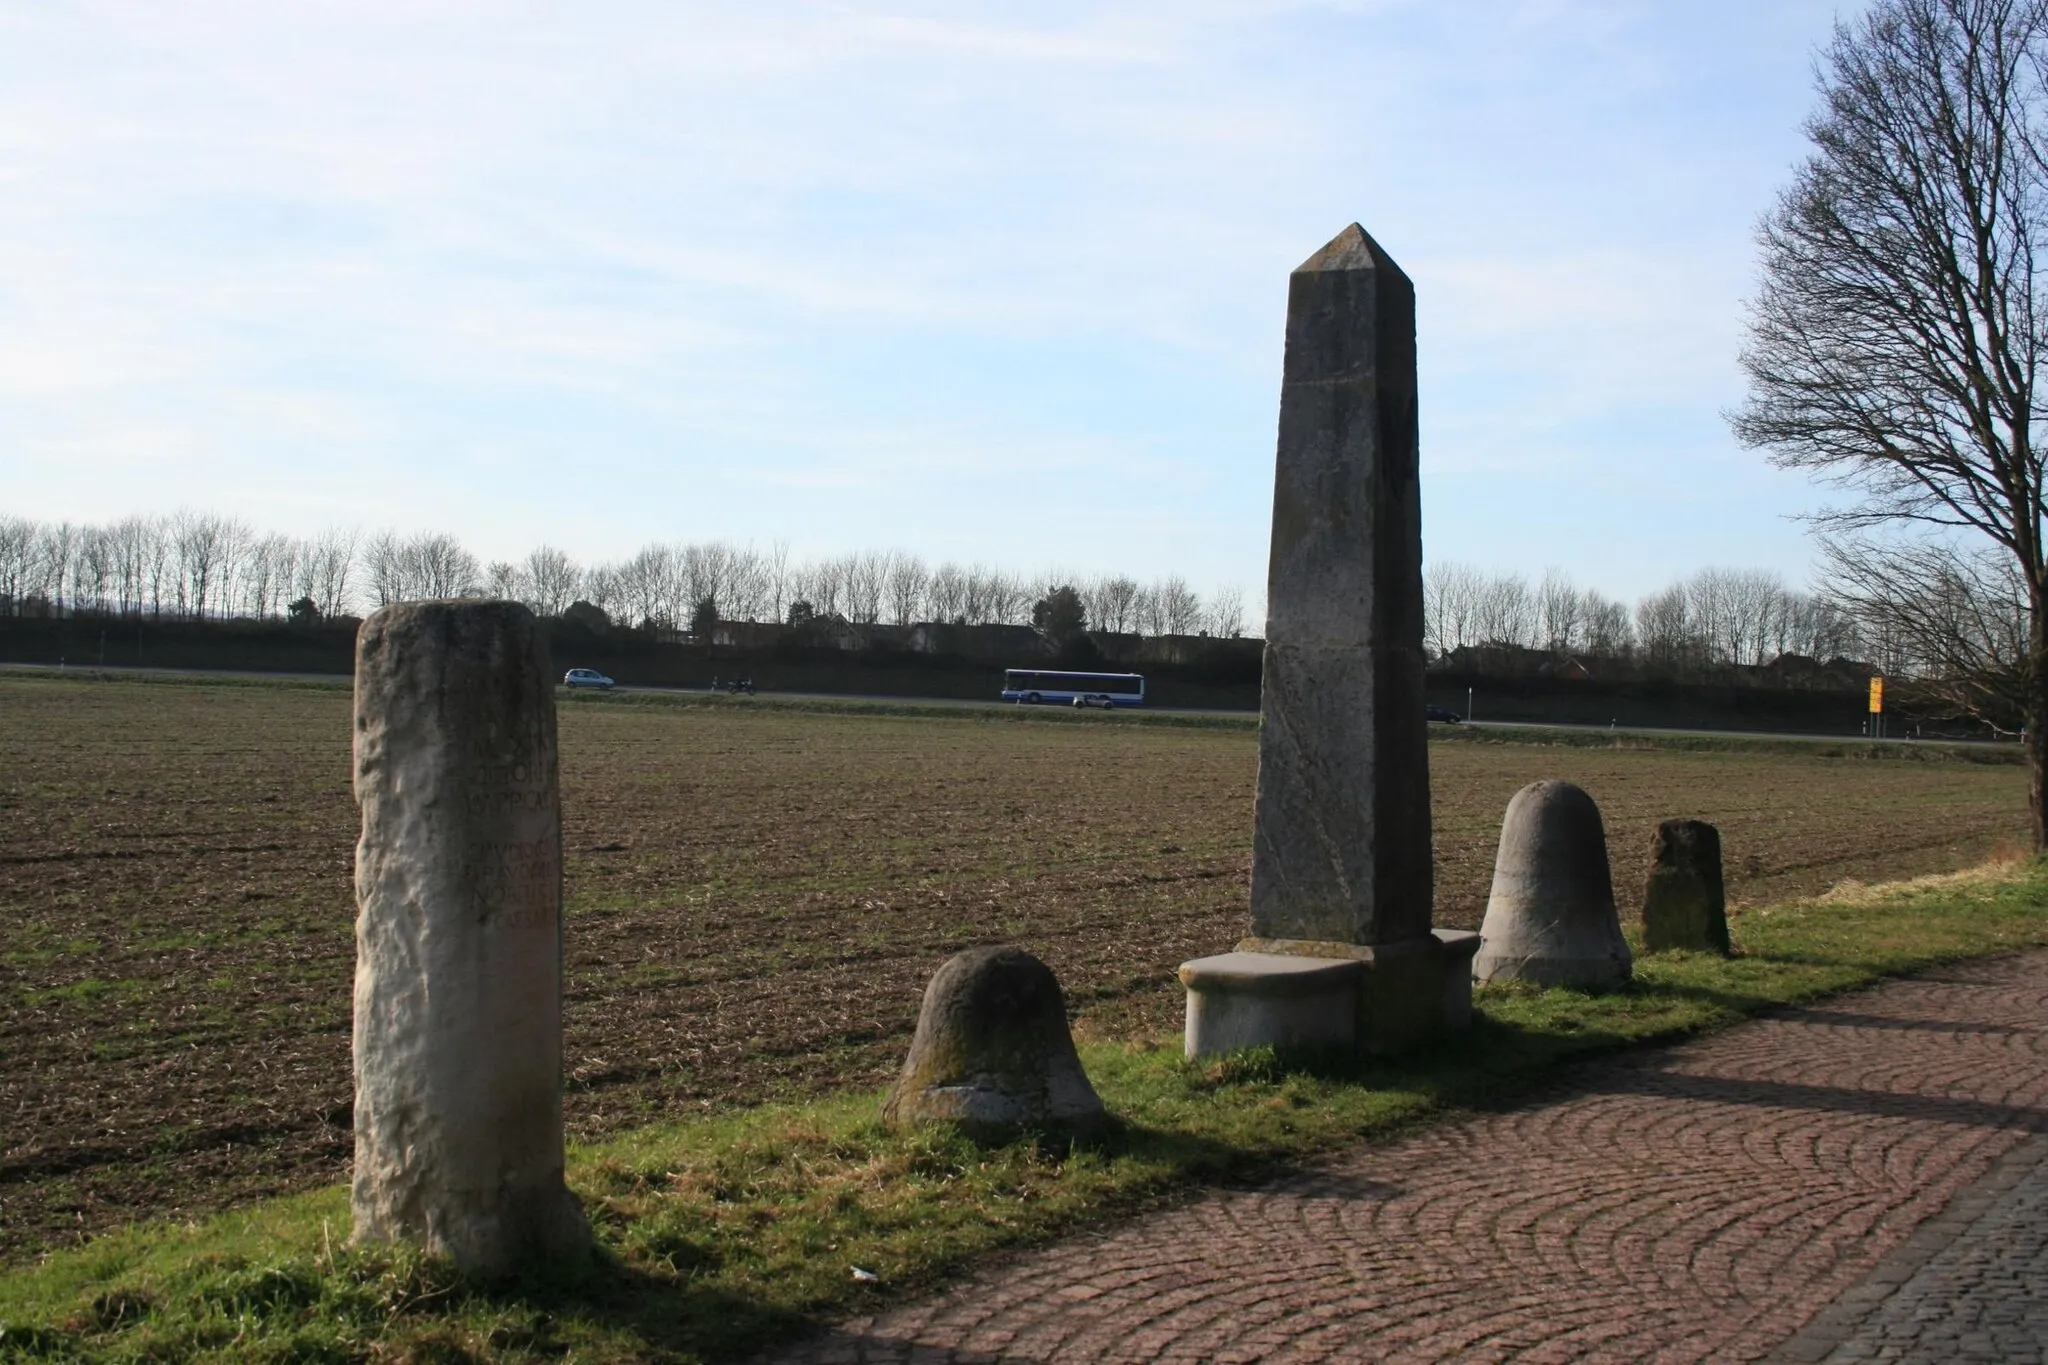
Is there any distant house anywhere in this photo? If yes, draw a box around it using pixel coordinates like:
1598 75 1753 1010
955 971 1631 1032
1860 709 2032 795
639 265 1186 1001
708 620 784 650
1762 653 1874 690
1544 655 1594 681
906 622 1044 660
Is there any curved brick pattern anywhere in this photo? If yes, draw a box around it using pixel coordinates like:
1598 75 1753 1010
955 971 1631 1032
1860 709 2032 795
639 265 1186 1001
763 953 2048 1364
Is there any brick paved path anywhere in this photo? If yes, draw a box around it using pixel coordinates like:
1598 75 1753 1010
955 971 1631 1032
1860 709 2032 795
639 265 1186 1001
763 952 2048 1364
1776 1134 2048 1363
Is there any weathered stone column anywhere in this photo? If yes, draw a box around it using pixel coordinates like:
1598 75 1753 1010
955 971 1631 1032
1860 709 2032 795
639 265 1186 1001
1182 224 1477 1057
351 600 590 1274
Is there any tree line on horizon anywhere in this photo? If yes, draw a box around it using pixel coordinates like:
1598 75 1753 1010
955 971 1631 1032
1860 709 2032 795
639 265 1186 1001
0 512 1248 642
0 509 1931 683
1423 561 1865 672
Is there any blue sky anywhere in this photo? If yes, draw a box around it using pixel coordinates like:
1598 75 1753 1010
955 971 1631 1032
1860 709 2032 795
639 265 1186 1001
1 1 1854 609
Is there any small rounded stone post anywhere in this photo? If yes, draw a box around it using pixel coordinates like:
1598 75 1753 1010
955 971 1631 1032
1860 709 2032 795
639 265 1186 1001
351 600 590 1274
883 946 1105 1137
1472 779 1632 990
1641 819 1731 955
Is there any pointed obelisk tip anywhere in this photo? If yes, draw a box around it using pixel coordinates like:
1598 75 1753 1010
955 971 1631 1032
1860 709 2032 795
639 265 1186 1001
1294 222 1396 275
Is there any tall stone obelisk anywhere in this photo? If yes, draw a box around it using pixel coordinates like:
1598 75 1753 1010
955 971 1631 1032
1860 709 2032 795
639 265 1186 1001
1179 224 1476 1057
1247 223 1432 949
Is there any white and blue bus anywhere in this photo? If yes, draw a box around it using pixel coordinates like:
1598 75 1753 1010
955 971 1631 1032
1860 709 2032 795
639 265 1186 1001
1001 670 1146 708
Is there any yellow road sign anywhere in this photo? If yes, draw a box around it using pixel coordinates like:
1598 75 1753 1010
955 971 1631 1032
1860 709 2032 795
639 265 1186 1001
1869 676 1885 713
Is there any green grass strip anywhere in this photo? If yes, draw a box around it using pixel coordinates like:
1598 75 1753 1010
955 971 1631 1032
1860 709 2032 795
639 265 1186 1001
4 861 2045 1363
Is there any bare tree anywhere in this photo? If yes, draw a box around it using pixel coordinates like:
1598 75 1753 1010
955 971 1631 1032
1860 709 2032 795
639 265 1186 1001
301 528 359 617
1734 0 2048 840
1635 584 1695 674
808 555 849 618
367 529 478 605
409 532 480 600
987 569 1028 625
1722 568 1788 666
1158 575 1203 635
1472 571 1534 647
0 516 35 613
142 517 174 616
727 545 771 622
522 545 580 616
579 564 621 618
241 534 296 618
1536 567 1584 653
1093 575 1140 635
885 553 930 625
1208 583 1246 639
1584 593 1635 658
961 565 999 624
844 549 888 625
616 544 680 631
764 540 792 623
1825 535 2028 724
364 531 403 607
77 525 116 615
172 511 247 619
1682 568 1733 666
36 521 77 614
680 543 734 621
1424 560 1485 655
1133 582 1165 637
109 517 153 616
927 562 967 624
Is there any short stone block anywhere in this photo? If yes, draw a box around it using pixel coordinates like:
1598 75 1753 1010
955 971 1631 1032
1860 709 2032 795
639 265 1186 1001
1178 952 1363 1059
1642 819 1731 956
1433 929 1481 1030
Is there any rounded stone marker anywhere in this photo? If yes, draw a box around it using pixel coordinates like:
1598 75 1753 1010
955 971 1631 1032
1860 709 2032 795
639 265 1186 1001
1472 779 1632 990
883 946 1106 1136
351 600 590 1275
1642 819 1731 955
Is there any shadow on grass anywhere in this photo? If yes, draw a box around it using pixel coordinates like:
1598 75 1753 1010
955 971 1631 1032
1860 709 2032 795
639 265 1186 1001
437 1118 1251 1364
472 1255 818 1365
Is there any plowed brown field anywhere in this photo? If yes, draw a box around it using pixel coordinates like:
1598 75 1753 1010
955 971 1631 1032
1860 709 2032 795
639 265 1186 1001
0 675 2028 1261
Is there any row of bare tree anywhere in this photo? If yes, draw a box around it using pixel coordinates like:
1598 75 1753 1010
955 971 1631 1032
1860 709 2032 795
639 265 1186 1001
0 513 359 622
0 513 1251 639
9 512 1996 687
1424 562 1864 670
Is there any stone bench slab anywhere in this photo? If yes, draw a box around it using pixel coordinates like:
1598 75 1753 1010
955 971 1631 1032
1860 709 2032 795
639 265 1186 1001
1179 952 1364 1058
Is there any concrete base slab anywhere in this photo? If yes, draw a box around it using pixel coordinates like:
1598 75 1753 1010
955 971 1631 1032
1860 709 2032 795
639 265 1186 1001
1178 952 1363 1059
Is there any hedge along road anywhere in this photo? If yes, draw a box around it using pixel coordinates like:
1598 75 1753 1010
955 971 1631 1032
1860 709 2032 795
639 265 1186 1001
0 671 2027 1262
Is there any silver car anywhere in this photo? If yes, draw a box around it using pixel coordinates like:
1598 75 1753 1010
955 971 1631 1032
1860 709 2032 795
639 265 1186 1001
563 668 615 690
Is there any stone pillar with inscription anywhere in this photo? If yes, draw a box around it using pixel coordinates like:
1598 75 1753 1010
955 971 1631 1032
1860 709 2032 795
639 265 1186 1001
350 600 590 1274
1180 224 1479 1058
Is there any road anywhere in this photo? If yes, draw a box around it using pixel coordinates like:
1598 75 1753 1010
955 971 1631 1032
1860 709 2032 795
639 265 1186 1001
0 661 2010 749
